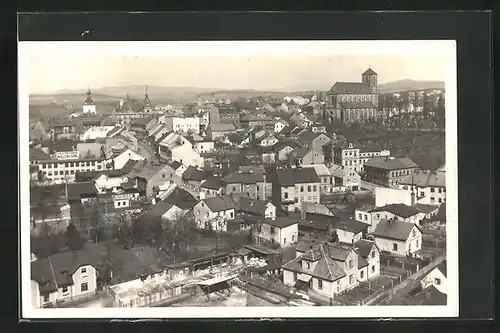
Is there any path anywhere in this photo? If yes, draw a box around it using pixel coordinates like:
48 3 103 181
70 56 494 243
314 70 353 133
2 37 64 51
365 255 446 305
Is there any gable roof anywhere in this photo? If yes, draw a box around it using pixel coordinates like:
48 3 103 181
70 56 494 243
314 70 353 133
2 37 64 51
30 148 50 161
221 168 265 184
400 169 446 188
232 195 271 216
170 160 183 171
66 182 98 201
163 187 198 210
327 82 372 95
201 175 222 190
303 164 331 176
31 250 97 294
354 239 379 258
371 203 420 218
332 218 369 234
372 219 419 242
209 123 236 132
364 157 418 171
202 195 237 212
182 166 208 182
136 201 175 224
276 167 319 186
363 68 377 75
436 260 447 278
329 164 349 178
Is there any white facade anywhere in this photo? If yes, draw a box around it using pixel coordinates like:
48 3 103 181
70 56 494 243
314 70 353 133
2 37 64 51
192 141 215 154
37 158 113 183
420 265 447 295
164 116 200 134
113 148 145 170
274 120 288 133
31 264 97 308
374 225 422 256
82 104 96 115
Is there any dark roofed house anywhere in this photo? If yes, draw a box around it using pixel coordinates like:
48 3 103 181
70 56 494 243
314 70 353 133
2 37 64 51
331 218 369 244
30 148 50 164
182 165 208 188
31 250 98 307
163 187 198 211
371 203 424 225
221 166 266 201
372 218 422 256
200 175 223 196
273 167 320 212
231 194 276 218
192 195 238 231
250 215 299 247
364 156 419 187
66 182 98 203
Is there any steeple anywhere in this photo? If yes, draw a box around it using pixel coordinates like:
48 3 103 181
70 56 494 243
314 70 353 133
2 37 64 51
84 87 94 105
143 85 152 107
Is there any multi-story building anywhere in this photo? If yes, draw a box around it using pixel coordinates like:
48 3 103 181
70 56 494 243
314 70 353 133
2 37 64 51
251 216 299 247
272 167 320 212
363 156 419 187
192 195 237 231
163 116 200 135
239 113 275 130
221 166 267 201
31 251 98 308
82 89 97 115
324 68 379 124
398 168 446 206
372 218 423 257
37 157 113 183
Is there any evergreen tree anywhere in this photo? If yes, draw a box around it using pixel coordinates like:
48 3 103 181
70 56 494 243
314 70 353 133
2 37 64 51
65 222 84 251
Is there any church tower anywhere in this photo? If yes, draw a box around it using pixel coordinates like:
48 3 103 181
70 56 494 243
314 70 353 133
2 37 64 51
82 88 97 115
362 68 378 93
142 85 153 114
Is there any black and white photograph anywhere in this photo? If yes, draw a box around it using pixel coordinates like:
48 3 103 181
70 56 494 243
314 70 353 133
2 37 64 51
19 40 458 318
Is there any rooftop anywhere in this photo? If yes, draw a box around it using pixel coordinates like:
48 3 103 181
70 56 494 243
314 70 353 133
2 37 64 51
372 218 419 242
371 203 421 218
400 169 446 188
364 156 418 171
276 167 319 186
202 195 238 212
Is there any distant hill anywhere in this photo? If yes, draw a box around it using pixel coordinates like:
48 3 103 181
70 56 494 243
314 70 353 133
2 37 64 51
377 79 445 94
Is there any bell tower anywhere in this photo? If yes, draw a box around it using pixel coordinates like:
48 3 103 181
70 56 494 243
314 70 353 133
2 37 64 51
362 68 378 93
142 85 153 114
82 88 97 114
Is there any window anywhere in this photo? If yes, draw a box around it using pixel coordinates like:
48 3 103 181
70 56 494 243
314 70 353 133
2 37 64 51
371 265 375 273
117 201 121 207
349 274 354 284
284 238 286 244
162 174 165 178
292 235 295 242
300 186 304 192
306 261 310 269
318 279 323 290
364 214 368 220
393 243 398 251
434 278 441 285
358 213 362 220
416 239 419 248
81 267 87 274
293 272 297 281
62 286 68 294
376 214 380 219
371 251 375 258
307 185 311 192
80 283 88 292
438 198 442 203
232 186 236 192
430 187 435 193
412 229 416 237
360 271 364 279
349 260 353 269
201 203 204 207
284 192 289 199
43 294 50 302
230 212 234 219
408 242 412 251
313 185 317 192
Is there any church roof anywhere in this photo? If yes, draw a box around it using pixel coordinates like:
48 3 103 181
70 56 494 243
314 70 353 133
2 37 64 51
363 68 377 75
83 89 95 105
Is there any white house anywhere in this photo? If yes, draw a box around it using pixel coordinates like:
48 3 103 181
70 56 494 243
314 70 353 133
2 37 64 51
398 169 446 206
192 195 237 231
113 148 145 170
251 216 298 247
31 251 98 308
258 134 279 147
80 126 117 141
191 140 215 154
372 218 423 257
420 260 447 295
274 119 288 134
163 116 200 134
94 173 129 193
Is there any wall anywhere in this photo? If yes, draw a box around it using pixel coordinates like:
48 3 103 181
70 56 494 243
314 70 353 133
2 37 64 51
294 182 321 210
280 223 298 246
72 264 97 298
354 209 373 228
31 280 41 308
302 151 325 166
336 230 363 244
358 266 369 282
143 166 181 198
194 141 214 154
366 246 381 279
406 227 422 254
278 146 293 161
38 158 112 184
225 181 266 201
114 149 145 169
193 201 235 231
375 187 412 207
374 237 407 256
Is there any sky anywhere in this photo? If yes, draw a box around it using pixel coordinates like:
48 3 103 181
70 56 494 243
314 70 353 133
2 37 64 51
27 50 447 94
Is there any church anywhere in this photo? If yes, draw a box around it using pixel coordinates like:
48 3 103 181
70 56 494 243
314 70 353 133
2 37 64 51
324 68 380 124
82 88 97 115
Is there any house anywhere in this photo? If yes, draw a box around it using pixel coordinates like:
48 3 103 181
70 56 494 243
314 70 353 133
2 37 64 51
399 169 446 206
289 112 313 128
289 147 325 167
163 116 200 134
227 132 251 148
135 199 188 225
31 250 98 308
112 148 145 170
182 166 209 188
363 156 419 187
66 181 98 204
299 214 338 236
372 218 423 257
128 161 181 198
370 203 425 228
353 239 381 279
221 166 266 201
420 260 447 295
274 119 288 134
329 164 361 192
30 148 51 166
251 216 299 247
282 242 372 298
232 195 276 219
332 219 369 244
261 147 277 164
162 187 199 212
190 140 215 155
200 175 223 197
272 167 320 212
358 147 391 171
192 195 237 231
257 133 279 147
157 132 204 167
239 113 274 130
303 164 331 194
323 136 362 173
207 123 237 140
297 131 332 153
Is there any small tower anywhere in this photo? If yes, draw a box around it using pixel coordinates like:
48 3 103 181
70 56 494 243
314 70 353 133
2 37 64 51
142 85 153 114
362 68 378 93
82 88 97 115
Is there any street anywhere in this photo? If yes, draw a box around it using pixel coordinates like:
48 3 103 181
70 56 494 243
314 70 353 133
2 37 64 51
137 139 157 161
